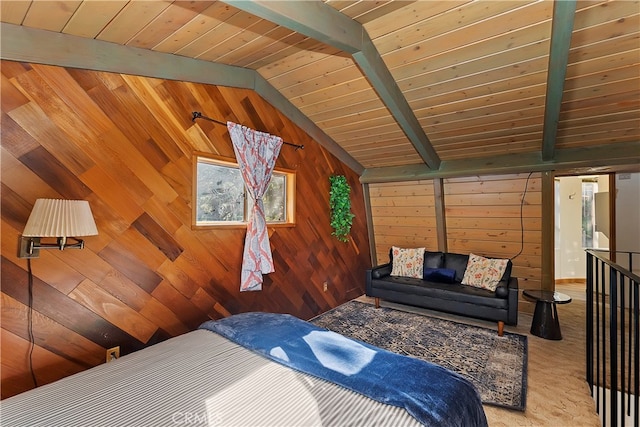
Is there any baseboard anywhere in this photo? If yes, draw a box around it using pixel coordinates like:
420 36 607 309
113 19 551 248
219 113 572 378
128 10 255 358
555 278 586 285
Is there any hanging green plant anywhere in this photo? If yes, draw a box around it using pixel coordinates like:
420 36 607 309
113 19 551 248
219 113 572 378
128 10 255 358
329 175 355 242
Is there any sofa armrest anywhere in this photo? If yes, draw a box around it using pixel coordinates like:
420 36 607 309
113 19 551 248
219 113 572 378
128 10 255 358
495 285 509 298
371 263 392 279
495 273 518 297
494 276 519 326
506 276 519 325
366 263 392 296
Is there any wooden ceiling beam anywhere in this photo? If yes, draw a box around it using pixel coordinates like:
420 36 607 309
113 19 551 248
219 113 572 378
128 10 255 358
541 0 577 161
222 1 364 54
0 23 363 174
0 23 255 89
223 0 441 170
360 141 640 183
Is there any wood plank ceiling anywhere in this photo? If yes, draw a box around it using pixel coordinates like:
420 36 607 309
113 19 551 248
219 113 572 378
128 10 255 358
1 0 639 181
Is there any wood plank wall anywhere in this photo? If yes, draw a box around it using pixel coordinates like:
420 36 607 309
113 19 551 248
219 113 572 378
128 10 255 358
0 60 371 399
370 180 438 264
445 174 542 295
369 173 542 311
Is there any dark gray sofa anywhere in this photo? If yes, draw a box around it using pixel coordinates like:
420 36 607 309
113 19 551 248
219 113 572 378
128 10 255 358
365 251 518 335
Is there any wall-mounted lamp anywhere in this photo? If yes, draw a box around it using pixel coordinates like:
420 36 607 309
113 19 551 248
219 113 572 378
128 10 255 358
18 199 98 259
17 199 98 388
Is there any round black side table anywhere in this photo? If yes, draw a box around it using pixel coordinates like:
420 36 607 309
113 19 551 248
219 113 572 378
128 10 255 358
523 290 572 340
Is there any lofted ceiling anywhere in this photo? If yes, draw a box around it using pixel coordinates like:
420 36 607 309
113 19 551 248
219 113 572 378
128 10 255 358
1 0 639 182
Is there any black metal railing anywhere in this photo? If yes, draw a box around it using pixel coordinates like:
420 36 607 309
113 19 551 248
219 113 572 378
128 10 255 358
587 249 640 427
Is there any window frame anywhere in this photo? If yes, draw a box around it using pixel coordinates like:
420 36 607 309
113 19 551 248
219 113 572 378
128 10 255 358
192 152 296 229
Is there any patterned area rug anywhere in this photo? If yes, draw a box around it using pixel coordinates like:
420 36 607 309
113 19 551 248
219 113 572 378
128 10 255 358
311 300 527 411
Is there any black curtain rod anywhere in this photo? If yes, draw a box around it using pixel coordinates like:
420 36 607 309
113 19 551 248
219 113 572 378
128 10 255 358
191 111 304 150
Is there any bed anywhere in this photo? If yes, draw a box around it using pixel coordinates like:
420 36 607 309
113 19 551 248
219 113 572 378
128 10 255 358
2 312 487 426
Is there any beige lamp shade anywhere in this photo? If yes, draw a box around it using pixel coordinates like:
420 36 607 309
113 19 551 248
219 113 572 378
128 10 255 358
22 199 98 237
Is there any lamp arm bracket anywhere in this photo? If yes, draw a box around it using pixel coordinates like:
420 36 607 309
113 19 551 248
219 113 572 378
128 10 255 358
18 236 85 258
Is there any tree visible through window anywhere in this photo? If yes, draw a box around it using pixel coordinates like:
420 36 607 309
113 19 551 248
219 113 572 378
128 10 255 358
195 155 294 226
263 174 285 221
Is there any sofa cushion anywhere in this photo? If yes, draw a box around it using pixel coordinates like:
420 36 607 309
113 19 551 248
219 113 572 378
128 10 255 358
390 246 425 278
462 253 509 292
423 267 456 283
423 251 444 269
442 253 470 282
371 276 508 310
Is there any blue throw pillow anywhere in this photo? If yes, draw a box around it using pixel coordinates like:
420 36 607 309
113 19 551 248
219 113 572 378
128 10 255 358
423 267 456 283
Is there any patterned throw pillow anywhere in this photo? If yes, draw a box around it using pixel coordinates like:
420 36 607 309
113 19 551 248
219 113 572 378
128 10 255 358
461 253 509 291
390 246 425 279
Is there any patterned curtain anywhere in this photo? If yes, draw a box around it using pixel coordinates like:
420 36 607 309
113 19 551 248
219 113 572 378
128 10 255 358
227 122 283 291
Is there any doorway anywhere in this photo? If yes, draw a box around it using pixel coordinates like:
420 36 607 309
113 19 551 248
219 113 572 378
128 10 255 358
554 175 611 298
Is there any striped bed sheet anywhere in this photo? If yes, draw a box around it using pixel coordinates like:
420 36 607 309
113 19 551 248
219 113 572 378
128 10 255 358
2 329 422 426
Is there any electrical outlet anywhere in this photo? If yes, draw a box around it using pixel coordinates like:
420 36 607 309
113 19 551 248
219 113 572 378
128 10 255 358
106 346 120 363
323 282 328 292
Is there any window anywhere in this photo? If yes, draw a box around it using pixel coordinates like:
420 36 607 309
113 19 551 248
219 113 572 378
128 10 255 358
582 180 597 248
194 154 295 227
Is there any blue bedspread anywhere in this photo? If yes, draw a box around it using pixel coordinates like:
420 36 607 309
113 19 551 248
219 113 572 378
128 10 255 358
200 312 487 426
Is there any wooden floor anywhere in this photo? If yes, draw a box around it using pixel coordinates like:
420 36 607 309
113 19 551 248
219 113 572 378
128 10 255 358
359 282 601 426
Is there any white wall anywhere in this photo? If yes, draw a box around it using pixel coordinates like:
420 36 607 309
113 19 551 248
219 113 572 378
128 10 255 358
616 173 640 252
556 177 585 279
615 172 640 274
